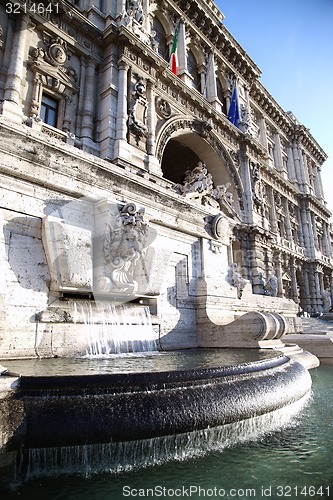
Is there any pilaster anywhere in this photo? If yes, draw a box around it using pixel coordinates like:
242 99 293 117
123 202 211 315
2 14 30 121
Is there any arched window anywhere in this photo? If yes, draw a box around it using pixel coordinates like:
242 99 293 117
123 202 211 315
153 17 168 60
187 50 201 92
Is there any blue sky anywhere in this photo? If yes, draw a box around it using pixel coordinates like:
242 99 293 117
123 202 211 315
216 0 333 218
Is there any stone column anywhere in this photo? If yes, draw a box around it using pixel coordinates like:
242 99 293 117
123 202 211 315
286 145 297 182
2 14 30 120
199 64 206 96
302 152 312 194
313 164 324 200
29 75 42 120
113 60 129 160
273 133 283 172
289 257 299 305
62 94 72 132
322 223 331 256
268 186 278 233
291 140 303 188
81 59 96 143
300 206 315 259
274 253 284 298
238 145 254 222
302 267 311 313
311 213 319 251
316 165 326 201
283 199 292 241
314 266 323 313
76 56 86 135
146 78 161 174
258 115 268 149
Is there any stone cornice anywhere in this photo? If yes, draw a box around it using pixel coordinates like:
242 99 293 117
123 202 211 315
251 82 328 165
250 81 291 134
288 121 328 165
298 193 331 220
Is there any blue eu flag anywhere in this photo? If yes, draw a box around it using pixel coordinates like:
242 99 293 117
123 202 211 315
228 84 240 127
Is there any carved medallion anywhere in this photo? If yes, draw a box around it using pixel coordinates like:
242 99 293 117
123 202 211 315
211 214 230 244
156 97 172 118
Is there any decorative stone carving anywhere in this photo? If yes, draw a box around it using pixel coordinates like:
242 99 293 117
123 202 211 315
156 97 172 119
175 161 237 216
322 288 332 313
251 162 262 206
194 118 214 138
28 35 78 122
265 271 278 297
228 263 248 299
0 24 3 48
211 214 232 244
156 117 244 210
125 0 144 24
119 0 150 43
102 203 150 295
128 78 148 144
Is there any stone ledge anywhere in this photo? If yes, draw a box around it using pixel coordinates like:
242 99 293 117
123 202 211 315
284 334 333 363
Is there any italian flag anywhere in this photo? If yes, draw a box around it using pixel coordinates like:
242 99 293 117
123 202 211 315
170 24 179 75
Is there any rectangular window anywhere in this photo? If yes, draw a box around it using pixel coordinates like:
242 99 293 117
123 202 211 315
40 94 59 128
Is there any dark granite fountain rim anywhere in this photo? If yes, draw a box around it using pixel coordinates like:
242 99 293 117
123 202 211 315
16 351 291 393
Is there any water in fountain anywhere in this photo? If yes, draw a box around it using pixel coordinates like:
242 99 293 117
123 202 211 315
73 301 157 355
15 392 310 480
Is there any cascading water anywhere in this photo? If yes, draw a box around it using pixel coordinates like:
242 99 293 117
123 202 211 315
0 349 313 486
73 301 157 355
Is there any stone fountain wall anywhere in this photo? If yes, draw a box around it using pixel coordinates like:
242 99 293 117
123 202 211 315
0 119 300 359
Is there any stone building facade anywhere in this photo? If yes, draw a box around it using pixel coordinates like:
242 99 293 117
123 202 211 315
0 0 332 357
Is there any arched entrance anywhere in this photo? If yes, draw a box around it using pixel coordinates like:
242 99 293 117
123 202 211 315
158 122 244 215
161 139 201 184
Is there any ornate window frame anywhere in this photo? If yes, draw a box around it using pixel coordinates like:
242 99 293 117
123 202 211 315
28 34 78 138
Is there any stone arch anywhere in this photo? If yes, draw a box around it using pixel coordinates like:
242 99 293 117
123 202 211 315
156 116 244 212
150 4 175 41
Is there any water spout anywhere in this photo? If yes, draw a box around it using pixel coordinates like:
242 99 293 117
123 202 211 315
73 302 157 355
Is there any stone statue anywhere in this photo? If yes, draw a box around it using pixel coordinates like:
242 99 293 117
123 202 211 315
322 288 332 313
128 79 147 144
127 0 144 24
229 263 247 299
175 161 235 212
265 271 278 297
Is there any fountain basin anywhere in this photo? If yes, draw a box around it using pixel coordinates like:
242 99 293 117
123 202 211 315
1 349 312 450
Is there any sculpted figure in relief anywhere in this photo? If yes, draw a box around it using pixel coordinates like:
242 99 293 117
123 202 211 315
127 0 144 24
175 161 235 213
103 203 149 294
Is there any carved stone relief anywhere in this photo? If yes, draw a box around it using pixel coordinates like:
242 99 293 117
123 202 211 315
156 97 172 119
119 0 150 44
101 203 150 295
28 34 78 123
251 162 263 206
128 78 148 145
175 161 237 217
